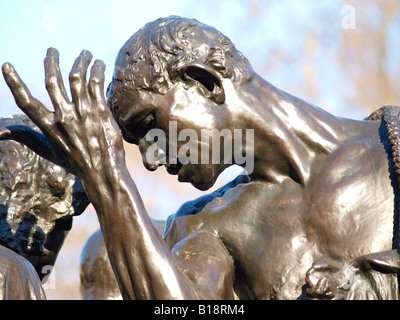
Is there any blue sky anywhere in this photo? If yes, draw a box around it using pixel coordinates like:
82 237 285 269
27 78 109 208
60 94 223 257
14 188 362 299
0 0 353 118
0 0 264 114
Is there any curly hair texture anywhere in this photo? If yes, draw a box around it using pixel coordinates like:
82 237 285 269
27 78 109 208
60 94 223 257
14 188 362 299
107 16 253 114
0 115 89 274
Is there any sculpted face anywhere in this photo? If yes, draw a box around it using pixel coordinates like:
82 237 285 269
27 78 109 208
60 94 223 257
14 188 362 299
107 17 253 190
108 67 231 190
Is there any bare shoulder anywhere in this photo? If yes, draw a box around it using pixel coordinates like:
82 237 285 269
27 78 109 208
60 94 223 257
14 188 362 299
306 123 395 258
164 175 304 247
165 178 307 299
163 174 251 243
0 244 46 299
309 120 391 191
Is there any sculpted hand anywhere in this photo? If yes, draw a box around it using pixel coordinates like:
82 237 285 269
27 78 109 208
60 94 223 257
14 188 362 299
2 48 200 300
1 48 124 180
305 257 384 300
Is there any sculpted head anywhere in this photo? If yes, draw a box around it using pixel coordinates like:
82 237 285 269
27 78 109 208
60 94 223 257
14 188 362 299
107 16 255 190
0 115 89 277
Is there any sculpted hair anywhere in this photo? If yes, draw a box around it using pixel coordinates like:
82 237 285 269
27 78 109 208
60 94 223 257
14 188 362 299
107 16 253 99
0 115 89 265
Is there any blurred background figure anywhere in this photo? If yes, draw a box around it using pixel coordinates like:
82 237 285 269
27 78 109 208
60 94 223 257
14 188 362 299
0 115 89 298
80 221 164 300
79 229 122 300
0 0 398 298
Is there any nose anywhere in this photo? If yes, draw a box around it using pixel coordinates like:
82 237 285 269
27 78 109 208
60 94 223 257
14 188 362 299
138 135 166 171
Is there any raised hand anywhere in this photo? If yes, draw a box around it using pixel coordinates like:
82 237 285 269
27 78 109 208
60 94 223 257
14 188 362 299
1 48 124 179
2 47 201 300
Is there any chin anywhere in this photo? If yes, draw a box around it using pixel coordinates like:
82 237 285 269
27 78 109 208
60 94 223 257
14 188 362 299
191 179 215 191
178 164 217 191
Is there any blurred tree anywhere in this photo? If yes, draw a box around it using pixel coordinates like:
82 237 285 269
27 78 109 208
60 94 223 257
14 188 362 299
240 0 400 115
195 0 399 117
337 0 400 112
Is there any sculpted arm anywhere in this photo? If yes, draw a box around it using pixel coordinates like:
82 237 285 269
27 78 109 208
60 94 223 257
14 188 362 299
171 230 236 299
0 49 231 299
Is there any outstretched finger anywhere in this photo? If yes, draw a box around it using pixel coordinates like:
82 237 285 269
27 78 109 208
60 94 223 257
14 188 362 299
2 63 54 128
88 59 106 107
44 48 70 113
69 50 92 113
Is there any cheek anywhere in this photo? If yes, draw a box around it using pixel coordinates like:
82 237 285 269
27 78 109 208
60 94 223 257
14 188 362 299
170 88 216 129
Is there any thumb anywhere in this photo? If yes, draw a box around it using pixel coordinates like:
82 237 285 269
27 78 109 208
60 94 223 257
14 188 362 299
0 125 52 161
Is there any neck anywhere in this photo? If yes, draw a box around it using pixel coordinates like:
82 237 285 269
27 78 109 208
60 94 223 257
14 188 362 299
234 74 350 185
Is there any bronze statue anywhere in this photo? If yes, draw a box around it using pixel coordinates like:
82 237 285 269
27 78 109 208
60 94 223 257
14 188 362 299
80 219 164 300
0 244 45 299
1 16 400 299
0 115 89 299
80 228 122 300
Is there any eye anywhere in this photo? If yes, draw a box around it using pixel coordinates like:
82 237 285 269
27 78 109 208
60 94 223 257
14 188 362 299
141 113 155 130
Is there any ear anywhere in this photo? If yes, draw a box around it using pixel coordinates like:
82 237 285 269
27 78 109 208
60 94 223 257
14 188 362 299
182 63 225 105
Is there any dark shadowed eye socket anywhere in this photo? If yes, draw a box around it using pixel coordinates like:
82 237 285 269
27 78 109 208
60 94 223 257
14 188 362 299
137 112 156 140
121 111 156 144
141 113 155 130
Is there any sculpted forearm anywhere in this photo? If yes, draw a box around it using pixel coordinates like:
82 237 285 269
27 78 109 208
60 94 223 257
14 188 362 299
1 49 199 300
82 165 198 299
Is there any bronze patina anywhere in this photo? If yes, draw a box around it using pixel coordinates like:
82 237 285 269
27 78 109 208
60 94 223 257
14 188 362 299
1 16 400 300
